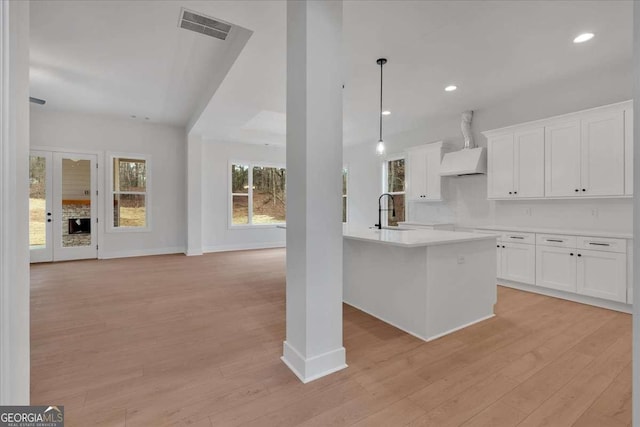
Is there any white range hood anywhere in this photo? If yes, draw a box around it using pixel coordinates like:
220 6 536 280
439 110 487 176
439 147 487 176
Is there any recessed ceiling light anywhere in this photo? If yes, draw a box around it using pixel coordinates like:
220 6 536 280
445 85 457 92
382 110 391 116
573 33 594 43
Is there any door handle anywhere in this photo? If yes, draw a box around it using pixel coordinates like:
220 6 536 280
588 242 610 246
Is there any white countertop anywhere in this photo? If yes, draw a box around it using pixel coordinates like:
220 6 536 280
343 227 497 248
468 225 633 240
397 221 454 227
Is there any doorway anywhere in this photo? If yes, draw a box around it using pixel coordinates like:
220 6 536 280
29 151 98 262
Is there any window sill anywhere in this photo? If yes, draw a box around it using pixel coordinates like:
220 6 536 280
229 224 286 230
107 227 152 233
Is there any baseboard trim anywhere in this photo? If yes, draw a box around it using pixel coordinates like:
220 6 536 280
344 300 494 342
499 280 632 314
204 242 286 253
98 246 185 260
281 341 347 383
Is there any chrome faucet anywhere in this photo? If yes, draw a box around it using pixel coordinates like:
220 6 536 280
375 193 396 229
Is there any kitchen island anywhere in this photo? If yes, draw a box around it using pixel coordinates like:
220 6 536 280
343 227 497 341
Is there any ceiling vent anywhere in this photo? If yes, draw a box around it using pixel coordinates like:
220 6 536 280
178 8 232 41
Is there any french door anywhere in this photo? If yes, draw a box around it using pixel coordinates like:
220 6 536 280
29 151 98 262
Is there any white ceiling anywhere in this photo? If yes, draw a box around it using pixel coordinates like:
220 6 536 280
30 1 632 145
29 0 251 126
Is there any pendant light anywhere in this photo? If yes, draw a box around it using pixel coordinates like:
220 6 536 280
375 58 387 156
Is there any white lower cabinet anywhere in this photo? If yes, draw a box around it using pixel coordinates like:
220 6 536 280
478 228 630 308
499 242 535 285
576 250 627 303
535 246 577 293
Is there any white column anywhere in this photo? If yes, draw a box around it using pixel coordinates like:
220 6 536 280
0 0 30 404
282 0 346 383
186 133 203 256
632 2 640 424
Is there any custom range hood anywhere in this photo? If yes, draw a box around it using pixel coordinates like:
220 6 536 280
440 110 487 176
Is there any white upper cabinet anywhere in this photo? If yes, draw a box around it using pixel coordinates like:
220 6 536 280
487 134 514 198
580 110 624 196
625 109 633 195
545 120 581 197
487 128 544 199
485 101 631 200
514 128 545 198
406 142 443 201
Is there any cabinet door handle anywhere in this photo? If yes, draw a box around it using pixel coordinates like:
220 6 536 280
589 242 610 246
577 254 582 257
502 245 505 248
497 245 500 248
575 189 579 192
514 191 518 194
546 239 563 242
509 236 524 239
508 191 512 194
570 253 574 256
582 189 586 192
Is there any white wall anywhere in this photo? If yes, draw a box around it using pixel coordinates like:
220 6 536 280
0 0 30 404
30 108 186 258
344 62 633 233
202 140 286 251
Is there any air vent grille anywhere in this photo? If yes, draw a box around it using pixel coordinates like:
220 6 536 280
179 9 231 40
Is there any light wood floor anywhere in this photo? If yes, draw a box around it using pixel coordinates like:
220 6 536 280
31 249 631 426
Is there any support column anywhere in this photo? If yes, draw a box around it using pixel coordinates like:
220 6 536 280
186 133 203 256
632 2 639 424
282 0 346 383
0 0 30 404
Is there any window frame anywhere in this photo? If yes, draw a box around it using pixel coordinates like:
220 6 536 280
381 154 406 227
107 152 151 233
228 160 287 229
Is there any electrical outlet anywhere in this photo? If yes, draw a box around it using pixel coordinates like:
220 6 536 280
457 256 465 264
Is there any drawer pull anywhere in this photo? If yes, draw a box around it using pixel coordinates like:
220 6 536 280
509 236 524 239
546 239 564 243
589 242 610 246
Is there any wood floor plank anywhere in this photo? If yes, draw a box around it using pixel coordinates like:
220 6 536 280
29 250 631 427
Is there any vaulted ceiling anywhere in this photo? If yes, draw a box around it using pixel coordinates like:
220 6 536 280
30 1 632 145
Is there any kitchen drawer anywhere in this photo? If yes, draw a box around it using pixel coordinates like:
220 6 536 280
536 234 577 248
577 236 627 254
501 231 535 245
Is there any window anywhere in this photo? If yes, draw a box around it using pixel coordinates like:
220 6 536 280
342 167 348 223
230 162 286 226
382 157 405 227
110 155 149 230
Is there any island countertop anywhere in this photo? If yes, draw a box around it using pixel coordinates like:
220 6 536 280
343 227 497 248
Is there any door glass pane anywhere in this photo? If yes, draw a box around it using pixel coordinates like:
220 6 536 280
252 166 286 224
29 155 47 248
61 158 92 247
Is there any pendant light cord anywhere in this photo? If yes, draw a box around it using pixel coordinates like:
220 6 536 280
379 60 383 141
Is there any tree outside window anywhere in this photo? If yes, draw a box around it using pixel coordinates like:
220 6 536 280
112 157 148 229
384 158 405 226
231 163 286 226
